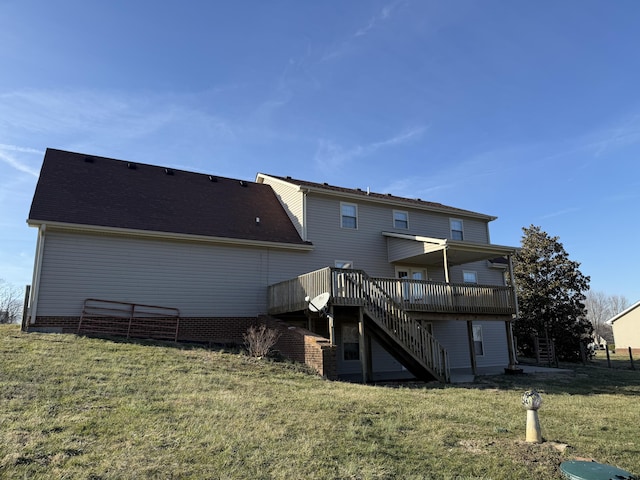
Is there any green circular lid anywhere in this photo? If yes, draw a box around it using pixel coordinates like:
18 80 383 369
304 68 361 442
560 460 637 480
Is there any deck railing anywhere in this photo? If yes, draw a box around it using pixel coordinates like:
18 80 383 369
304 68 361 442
268 267 515 316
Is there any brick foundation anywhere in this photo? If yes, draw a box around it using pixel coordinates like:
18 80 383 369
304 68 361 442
25 315 337 378
262 315 337 379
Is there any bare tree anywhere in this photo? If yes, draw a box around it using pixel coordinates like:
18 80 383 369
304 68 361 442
0 280 23 324
585 290 629 345
585 290 610 343
608 294 629 317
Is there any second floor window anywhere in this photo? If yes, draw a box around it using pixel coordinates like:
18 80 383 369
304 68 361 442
393 210 409 229
341 203 358 229
450 218 464 240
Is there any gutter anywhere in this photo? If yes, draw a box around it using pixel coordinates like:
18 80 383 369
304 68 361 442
26 220 314 252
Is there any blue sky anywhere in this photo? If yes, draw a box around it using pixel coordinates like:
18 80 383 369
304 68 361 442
1 1 639 302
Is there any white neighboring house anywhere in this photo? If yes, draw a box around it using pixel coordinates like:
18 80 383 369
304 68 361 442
608 300 640 352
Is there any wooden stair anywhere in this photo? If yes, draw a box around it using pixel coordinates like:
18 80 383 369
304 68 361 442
341 271 450 382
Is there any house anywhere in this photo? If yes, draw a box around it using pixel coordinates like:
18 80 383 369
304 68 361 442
25 148 519 383
608 300 640 353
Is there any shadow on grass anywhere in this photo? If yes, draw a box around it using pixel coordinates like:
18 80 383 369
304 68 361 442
467 363 640 397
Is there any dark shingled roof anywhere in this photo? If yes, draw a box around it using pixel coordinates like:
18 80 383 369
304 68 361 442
29 149 308 245
264 174 493 220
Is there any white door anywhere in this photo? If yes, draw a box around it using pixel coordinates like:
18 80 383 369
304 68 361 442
396 268 426 301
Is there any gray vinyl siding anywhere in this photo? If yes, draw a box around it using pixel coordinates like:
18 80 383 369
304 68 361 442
370 339 414 379
433 321 470 369
305 196 394 276
37 231 309 317
431 320 508 371
449 261 506 285
259 178 305 239
473 320 509 370
301 193 500 283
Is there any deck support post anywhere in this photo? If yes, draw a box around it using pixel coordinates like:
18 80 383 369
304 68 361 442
442 247 450 283
328 306 335 346
507 254 520 368
358 308 370 383
466 320 478 375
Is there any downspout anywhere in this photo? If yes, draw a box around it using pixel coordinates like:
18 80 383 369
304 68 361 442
302 189 308 242
28 223 46 326
506 254 519 367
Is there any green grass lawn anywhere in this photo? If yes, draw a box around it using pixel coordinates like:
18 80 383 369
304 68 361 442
1 324 639 479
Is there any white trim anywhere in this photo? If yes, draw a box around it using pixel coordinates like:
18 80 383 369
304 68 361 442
472 324 485 357
302 189 308 241
340 202 358 229
26 220 314 252
608 300 640 325
29 224 46 324
382 231 517 256
254 173 303 192
463 270 478 284
255 173 497 221
393 210 409 230
450 218 464 241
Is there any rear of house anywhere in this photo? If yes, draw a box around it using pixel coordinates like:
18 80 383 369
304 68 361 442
258 174 519 382
25 149 519 382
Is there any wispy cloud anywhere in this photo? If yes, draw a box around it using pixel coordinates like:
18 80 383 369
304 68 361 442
540 207 580 220
321 1 408 61
0 145 41 177
314 125 428 169
0 88 238 169
354 1 406 37
583 114 640 157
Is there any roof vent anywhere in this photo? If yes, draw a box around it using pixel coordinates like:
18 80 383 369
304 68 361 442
239 180 247 187
356 188 362 192
127 162 137 170
164 168 174 175
286 176 292 179
387 193 392 197
323 182 329 186
84 156 95 163
208 175 218 182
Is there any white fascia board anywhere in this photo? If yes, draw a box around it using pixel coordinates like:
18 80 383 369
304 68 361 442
307 188 496 221
255 173 496 221
607 300 640 325
382 231 517 255
255 173 303 192
446 239 518 256
26 220 314 252
382 231 447 246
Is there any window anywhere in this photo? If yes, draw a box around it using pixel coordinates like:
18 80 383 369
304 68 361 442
342 324 360 361
463 271 478 284
393 210 409 229
341 203 358 229
450 218 464 240
472 325 484 356
335 260 353 269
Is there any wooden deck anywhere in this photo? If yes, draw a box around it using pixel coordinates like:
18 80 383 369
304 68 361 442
268 267 516 316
